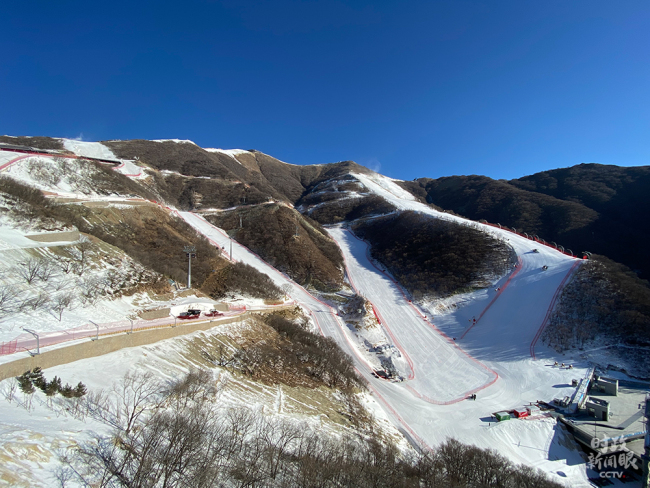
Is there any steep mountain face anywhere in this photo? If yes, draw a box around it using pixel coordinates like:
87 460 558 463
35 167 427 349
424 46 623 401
511 164 650 276
3 135 648 315
104 139 371 209
98 141 377 290
402 164 650 279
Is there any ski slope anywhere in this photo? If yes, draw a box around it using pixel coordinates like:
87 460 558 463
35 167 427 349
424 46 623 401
61 139 117 160
0 147 597 484
179 207 593 486
60 138 143 177
351 171 582 359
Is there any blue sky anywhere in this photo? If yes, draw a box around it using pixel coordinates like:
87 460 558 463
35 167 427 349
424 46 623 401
2 0 648 180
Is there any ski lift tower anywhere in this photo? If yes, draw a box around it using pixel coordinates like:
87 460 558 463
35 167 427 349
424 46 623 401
184 246 196 289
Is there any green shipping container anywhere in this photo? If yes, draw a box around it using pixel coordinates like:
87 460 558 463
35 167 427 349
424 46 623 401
495 411 511 421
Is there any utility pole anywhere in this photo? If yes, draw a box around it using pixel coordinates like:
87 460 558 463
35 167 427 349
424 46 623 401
184 246 196 289
89 320 99 341
22 328 40 355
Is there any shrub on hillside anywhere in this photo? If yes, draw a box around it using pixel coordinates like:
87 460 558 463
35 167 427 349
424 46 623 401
353 211 516 299
544 255 650 352
201 261 282 300
260 314 361 389
205 204 344 291
308 194 397 224
67 369 564 488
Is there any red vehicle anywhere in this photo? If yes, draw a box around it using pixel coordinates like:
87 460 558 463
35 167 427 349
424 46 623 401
204 309 224 317
178 309 201 320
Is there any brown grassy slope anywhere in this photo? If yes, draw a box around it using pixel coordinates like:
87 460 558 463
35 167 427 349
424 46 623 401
146 172 273 210
104 139 373 210
222 314 361 389
104 139 243 179
0 177 280 299
86 160 161 201
353 211 516 299
104 140 292 208
204 203 344 291
0 136 64 151
54 203 225 287
307 194 397 225
55 203 281 299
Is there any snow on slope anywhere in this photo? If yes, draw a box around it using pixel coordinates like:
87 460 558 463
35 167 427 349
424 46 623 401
3 155 108 197
179 208 592 486
58 139 145 178
322 172 594 484
330 226 496 402
1 317 402 487
61 138 117 160
204 148 250 164
153 139 197 144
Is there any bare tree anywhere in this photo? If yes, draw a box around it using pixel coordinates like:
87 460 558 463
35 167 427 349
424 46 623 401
51 292 75 321
76 237 93 275
15 257 43 284
79 275 105 305
0 284 19 314
20 292 50 312
56 257 75 275
67 236 93 276
112 371 163 435
281 283 293 298
164 368 214 409
36 257 57 282
1 378 18 404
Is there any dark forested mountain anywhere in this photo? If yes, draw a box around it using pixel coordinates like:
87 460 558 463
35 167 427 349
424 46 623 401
401 164 650 279
352 211 515 299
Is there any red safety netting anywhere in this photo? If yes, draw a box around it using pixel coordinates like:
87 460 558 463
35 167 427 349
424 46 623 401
0 340 17 356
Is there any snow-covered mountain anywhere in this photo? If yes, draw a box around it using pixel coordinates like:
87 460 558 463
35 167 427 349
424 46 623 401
0 136 647 487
